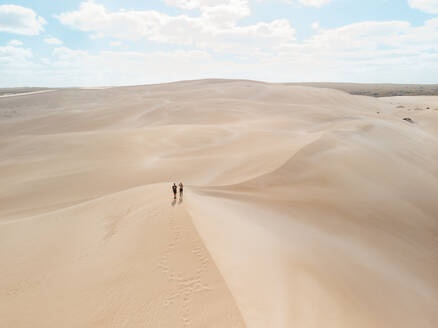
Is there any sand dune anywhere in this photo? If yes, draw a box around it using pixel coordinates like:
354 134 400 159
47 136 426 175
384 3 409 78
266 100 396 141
0 90 56 98
1 80 437 327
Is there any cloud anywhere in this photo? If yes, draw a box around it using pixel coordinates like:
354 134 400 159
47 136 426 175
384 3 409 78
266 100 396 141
164 0 247 11
35 47 217 86
299 0 334 7
3 2 438 86
8 40 23 46
0 42 34 87
55 1 295 53
109 41 123 47
0 44 32 65
408 0 438 13
271 18 438 82
44 36 63 45
301 19 438 53
311 21 319 29
8 13 438 86
0 4 46 35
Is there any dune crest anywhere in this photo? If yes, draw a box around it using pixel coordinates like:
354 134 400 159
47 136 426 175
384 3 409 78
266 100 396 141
1 80 437 327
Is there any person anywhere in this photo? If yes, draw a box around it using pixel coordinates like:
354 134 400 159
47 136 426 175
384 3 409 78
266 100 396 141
179 182 184 198
172 183 177 199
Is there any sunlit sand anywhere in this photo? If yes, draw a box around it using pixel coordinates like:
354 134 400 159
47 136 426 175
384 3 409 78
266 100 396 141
1 80 437 327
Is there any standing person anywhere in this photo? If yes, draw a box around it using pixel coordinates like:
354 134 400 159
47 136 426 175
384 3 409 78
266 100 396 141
172 183 177 199
179 182 184 198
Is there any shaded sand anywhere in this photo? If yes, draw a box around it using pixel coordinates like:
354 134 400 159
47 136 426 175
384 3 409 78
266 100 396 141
1 80 438 327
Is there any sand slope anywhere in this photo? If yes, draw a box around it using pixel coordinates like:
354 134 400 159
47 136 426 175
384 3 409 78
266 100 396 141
1 184 244 327
1 80 438 327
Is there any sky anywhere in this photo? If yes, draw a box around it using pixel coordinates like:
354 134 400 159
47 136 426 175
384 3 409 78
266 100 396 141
0 0 438 87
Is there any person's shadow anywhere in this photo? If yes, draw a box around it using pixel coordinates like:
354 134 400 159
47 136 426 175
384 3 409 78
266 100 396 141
178 196 183 204
171 199 177 207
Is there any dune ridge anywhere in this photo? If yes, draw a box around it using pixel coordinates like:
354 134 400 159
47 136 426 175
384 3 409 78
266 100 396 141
1 80 438 327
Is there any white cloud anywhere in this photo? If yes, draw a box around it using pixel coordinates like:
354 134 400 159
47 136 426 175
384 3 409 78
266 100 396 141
44 36 63 45
408 0 438 13
299 0 334 7
304 21 413 51
40 47 217 86
302 19 438 53
3 2 438 86
55 1 295 53
0 42 35 87
10 13 438 86
164 0 247 11
8 40 23 46
0 4 46 35
90 32 105 39
0 44 32 64
271 18 438 82
311 21 319 29
164 0 250 26
109 41 123 47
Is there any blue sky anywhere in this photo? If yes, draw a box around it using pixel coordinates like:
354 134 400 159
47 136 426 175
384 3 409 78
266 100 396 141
1 0 438 86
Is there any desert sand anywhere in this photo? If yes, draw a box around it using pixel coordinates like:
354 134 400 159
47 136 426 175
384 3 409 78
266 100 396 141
1 80 437 327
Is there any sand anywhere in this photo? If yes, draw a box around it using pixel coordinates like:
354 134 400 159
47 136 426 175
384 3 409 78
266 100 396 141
1 80 437 327
290 82 438 97
0 90 56 98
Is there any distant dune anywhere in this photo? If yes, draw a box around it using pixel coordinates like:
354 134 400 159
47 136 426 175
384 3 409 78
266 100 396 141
0 90 56 98
289 82 438 97
1 80 437 327
0 87 54 97
2 80 438 98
